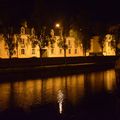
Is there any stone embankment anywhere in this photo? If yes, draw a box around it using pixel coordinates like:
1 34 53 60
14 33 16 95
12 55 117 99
0 56 117 78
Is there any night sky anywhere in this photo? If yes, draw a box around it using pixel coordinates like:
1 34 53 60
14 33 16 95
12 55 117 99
0 0 119 30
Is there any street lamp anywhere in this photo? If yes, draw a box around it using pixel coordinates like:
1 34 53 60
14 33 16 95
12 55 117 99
56 23 60 28
55 23 63 37
55 23 67 64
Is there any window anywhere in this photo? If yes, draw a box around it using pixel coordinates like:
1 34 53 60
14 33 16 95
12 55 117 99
68 49 71 54
5 42 7 47
32 44 35 48
21 39 25 48
60 49 62 54
68 40 72 48
7 50 9 56
0 49 1 55
31 28 35 35
108 42 111 47
21 49 25 54
21 27 25 34
75 49 77 54
75 41 78 48
21 39 25 44
51 49 54 54
14 51 16 55
32 49 35 54
51 43 55 48
68 40 71 45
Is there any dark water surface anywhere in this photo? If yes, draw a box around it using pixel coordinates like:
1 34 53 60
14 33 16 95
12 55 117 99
0 69 120 120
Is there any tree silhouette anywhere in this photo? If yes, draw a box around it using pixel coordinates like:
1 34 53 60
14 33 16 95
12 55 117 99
4 32 15 59
31 26 51 65
108 24 120 56
80 28 91 56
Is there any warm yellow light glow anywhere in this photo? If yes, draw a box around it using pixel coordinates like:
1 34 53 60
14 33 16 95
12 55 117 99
57 90 64 114
56 23 60 28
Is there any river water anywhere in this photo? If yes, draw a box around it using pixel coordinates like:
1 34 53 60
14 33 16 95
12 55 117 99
0 69 120 120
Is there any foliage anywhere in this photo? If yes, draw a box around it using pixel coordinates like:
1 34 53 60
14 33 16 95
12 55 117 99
111 39 116 50
29 27 51 58
4 34 15 58
98 34 105 50
81 31 91 55
30 28 50 48
58 39 68 49
70 28 91 55
108 24 120 55
49 38 56 48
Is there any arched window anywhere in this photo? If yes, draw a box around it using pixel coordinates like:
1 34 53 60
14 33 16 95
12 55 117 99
31 28 35 35
21 49 25 54
21 27 25 34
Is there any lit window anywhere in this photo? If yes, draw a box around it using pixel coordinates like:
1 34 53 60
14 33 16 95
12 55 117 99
21 27 25 34
51 49 54 54
51 43 55 48
21 49 25 54
5 42 7 46
60 49 62 54
75 42 78 48
32 49 35 54
31 28 35 35
14 51 16 55
68 49 71 54
7 50 9 56
68 40 71 45
75 49 77 54
32 44 35 48
21 39 24 44
108 42 111 46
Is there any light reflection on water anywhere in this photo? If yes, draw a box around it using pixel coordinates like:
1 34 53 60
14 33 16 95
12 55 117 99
57 90 64 114
0 69 117 112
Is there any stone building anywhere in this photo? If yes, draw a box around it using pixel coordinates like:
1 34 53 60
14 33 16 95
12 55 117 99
89 36 102 56
103 34 115 56
0 26 83 59
0 22 40 59
14 24 40 58
0 34 9 58
47 29 83 57
89 35 115 56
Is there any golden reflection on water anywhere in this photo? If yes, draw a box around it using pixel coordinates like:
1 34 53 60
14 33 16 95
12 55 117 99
66 74 85 104
104 69 116 91
0 83 11 111
0 69 117 112
57 90 64 114
86 69 116 93
12 80 42 110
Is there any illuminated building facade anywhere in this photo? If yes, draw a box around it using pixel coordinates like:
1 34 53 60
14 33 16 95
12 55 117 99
47 36 83 57
0 34 9 58
47 29 83 57
0 23 40 59
0 24 116 59
0 27 83 58
14 25 40 58
103 34 115 56
89 35 116 56
89 36 102 56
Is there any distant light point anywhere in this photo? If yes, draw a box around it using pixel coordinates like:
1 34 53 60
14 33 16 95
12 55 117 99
56 23 60 28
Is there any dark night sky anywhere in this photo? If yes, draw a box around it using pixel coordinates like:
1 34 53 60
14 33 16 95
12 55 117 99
0 0 119 30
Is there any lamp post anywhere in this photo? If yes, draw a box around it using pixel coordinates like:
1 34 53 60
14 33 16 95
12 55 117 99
55 23 63 38
55 23 67 64
56 23 60 28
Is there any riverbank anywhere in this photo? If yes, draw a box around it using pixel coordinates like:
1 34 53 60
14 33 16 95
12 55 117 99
0 56 118 68
0 56 117 81
0 61 115 81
